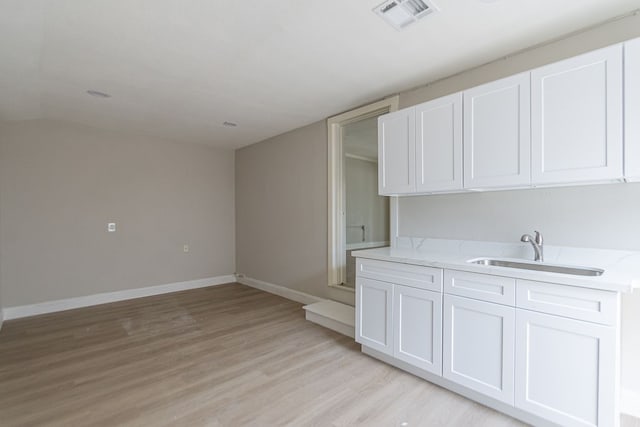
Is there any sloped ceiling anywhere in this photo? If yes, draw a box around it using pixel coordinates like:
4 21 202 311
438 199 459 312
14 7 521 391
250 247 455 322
1 0 639 148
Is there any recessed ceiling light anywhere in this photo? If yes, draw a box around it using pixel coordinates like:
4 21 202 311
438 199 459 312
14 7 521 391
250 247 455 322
223 121 238 127
86 90 111 98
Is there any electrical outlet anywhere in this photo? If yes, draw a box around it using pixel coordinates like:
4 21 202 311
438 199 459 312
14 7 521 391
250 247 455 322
107 223 116 232
183 244 189 253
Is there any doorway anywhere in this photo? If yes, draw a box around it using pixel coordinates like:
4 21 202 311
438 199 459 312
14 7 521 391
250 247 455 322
342 117 390 287
327 97 399 296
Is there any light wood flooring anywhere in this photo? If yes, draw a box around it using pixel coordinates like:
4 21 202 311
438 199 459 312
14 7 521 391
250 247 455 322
0 283 635 426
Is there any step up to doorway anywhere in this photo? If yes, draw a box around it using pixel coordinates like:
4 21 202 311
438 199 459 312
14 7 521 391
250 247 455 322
303 300 355 339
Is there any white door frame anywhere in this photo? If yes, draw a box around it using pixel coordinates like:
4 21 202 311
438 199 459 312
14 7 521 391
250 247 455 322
327 96 399 290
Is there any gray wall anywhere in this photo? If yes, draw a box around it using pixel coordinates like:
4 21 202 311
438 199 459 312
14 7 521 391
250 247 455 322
0 119 235 307
235 121 330 299
398 183 640 250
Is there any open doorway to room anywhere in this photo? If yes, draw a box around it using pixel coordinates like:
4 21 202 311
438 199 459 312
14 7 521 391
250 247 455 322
342 117 390 287
328 97 399 294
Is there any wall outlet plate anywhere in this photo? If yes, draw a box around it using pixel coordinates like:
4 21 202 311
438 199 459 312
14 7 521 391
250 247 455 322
107 223 116 232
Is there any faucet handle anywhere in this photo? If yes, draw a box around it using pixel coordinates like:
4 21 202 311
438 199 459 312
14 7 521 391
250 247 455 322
534 230 543 245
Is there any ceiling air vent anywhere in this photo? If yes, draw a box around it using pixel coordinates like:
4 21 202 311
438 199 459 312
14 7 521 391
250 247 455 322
374 0 439 31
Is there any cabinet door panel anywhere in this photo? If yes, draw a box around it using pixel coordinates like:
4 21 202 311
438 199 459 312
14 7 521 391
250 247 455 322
532 45 623 184
515 310 616 427
356 277 393 355
415 93 463 192
378 109 415 195
625 37 640 181
443 295 515 404
394 285 442 375
464 73 531 189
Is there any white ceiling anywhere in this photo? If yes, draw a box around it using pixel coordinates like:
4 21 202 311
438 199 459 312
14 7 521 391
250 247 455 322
1 0 639 149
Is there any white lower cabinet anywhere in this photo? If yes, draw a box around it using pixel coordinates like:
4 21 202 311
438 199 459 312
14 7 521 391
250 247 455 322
443 294 515 404
356 259 620 427
515 309 617 427
356 277 443 373
394 285 442 375
355 277 393 355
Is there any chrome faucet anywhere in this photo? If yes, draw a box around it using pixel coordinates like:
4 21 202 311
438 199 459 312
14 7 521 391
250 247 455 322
521 231 544 262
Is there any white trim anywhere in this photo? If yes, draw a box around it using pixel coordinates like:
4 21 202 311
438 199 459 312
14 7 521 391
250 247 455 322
327 96 400 287
2 275 235 320
622 388 640 418
235 275 325 305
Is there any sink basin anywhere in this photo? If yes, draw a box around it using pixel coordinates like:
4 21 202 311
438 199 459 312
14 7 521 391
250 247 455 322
468 258 604 277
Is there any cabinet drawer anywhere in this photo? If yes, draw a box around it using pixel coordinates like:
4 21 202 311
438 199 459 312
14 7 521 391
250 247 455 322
516 280 618 325
444 270 515 305
356 259 442 292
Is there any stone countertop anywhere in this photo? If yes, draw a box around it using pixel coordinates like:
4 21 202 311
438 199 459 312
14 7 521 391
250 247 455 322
351 237 640 293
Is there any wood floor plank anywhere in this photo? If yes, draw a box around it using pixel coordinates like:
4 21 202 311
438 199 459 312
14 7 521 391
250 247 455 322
0 283 632 426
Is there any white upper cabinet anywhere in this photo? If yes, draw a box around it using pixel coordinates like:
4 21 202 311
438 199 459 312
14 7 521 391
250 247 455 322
378 109 415 195
378 93 463 196
377 38 633 194
464 73 531 189
625 38 640 181
531 45 624 185
415 93 463 192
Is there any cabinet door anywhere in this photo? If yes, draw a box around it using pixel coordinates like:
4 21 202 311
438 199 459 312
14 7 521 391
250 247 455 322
463 73 531 189
393 285 442 375
415 93 463 192
625 38 640 181
443 294 515 404
355 277 393 355
515 310 616 427
531 45 623 185
378 109 415 195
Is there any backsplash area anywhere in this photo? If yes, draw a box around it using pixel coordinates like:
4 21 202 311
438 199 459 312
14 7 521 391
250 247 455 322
398 182 640 251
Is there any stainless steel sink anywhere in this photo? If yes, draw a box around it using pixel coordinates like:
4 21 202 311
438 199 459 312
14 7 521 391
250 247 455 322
469 258 604 277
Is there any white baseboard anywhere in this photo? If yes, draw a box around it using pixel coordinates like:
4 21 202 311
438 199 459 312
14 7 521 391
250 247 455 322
622 388 640 419
235 275 325 305
2 275 236 321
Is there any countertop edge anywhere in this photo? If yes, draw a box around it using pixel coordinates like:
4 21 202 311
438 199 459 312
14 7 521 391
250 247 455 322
352 249 634 294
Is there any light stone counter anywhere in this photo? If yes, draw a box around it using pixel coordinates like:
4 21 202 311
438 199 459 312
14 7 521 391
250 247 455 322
352 237 640 293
